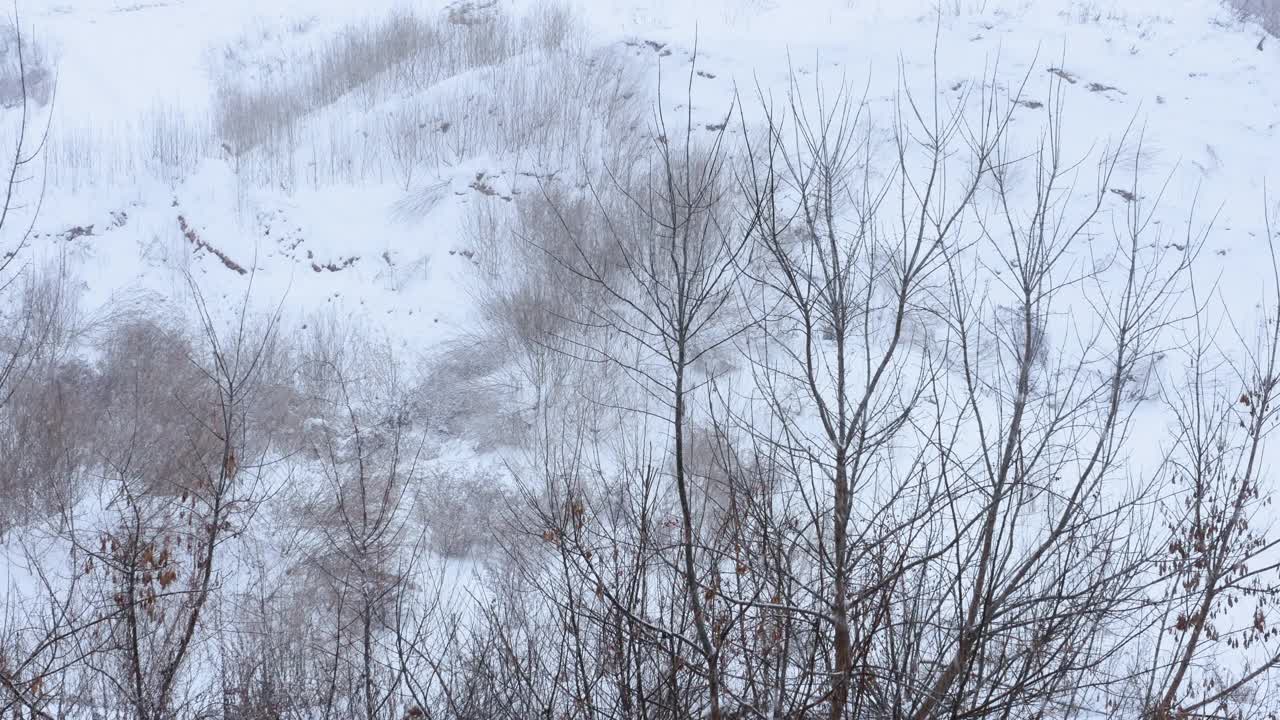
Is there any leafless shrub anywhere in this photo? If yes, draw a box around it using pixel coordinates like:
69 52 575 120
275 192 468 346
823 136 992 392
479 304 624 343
212 9 433 156
43 100 216 192
44 119 135 191
523 0 577 53
91 315 215 493
471 187 622 384
284 317 427 720
0 52 62 529
62 277 285 720
209 1 628 189
212 5 521 158
0 358 92 517
414 340 512 446
0 19 51 109
146 103 213 185
0 265 91 527
216 599 322 720
382 99 439 191
419 468 512 558
681 424 743 540
1226 0 1280 35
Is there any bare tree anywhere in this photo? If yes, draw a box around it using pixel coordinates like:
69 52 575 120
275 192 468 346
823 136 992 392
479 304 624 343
72 276 281 719
290 321 426 720
13 28 1280 720
721 58 1205 719
0 1 58 528
0 9 85 719
1143 196 1280 719
522 52 756 720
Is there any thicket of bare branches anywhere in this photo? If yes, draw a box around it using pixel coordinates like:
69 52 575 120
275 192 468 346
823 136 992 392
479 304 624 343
8 40 1280 720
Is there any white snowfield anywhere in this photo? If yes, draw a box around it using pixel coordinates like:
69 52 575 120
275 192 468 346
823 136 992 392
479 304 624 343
15 0 1278 337
0 0 1279 717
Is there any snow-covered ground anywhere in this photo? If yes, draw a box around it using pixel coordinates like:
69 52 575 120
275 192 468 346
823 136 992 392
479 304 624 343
2 0 1279 714
11 0 1276 347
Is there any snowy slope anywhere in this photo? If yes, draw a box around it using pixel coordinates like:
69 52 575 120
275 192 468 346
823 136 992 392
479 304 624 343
0 0 1277 714
5 0 1276 558
7 0 1275 358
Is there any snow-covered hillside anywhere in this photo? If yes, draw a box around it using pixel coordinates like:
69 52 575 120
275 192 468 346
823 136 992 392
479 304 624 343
14 0 1277 342
2 0 1279 717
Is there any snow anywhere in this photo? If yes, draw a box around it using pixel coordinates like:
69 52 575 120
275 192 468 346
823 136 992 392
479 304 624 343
4 0 1274 593
8 0 1274 342
0 0 1271 520
2 0 1279 712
